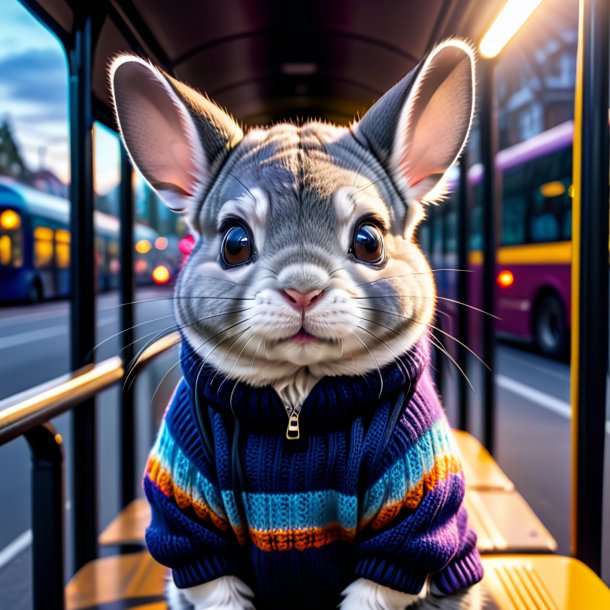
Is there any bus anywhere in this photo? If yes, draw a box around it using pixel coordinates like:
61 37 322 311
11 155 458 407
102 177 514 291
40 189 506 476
430 120 574 358
0 177 162 303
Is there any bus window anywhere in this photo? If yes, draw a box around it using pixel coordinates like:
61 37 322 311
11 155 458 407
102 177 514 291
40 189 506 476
470 182 483 251
55 229 70 268
94 122 121 296
502 165 527 245
529 149 572 243
0 212 23 267
34 226 54 268
445 210 457 255
418 222 430 254
0 235 11 265
443 192 457 255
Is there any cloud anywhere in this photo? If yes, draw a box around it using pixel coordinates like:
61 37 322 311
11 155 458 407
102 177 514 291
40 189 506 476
0 47 68 109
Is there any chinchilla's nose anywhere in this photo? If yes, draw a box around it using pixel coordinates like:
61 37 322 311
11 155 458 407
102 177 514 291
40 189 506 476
282 288 324 310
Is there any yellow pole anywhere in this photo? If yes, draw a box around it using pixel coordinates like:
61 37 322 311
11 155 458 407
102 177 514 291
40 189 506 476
569 0 583 558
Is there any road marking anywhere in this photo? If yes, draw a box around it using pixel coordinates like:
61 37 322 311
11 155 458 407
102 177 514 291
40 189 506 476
0 307 68 328
0 317 116 350
0 530 31 570
501 350 568 383
497 374 610 435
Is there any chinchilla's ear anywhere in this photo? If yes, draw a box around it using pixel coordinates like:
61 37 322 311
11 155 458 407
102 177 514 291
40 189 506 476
109 54 243 219
355 39 475 206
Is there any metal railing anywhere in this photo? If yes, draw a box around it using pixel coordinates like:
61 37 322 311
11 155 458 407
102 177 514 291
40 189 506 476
0 331 180 610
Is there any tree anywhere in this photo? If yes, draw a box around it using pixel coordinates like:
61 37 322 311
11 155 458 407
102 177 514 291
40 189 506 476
0 119 30 180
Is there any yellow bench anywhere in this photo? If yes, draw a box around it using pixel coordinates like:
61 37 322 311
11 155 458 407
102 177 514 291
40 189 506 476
66 551 610 609
452 430 514 491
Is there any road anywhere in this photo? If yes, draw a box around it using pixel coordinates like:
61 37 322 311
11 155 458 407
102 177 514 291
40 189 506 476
0 294 608 608
0 288 182 610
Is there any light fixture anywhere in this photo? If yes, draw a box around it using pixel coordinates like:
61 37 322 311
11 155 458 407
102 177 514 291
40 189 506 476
0 209 21 230
280 63 318 75
480 0 543 59
540 181 566 198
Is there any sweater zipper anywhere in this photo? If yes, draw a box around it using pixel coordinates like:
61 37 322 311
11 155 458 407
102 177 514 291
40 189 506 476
285 403 301 440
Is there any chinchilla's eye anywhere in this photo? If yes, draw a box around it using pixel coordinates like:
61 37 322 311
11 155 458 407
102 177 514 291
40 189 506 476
221 224 253 266
352 222 385 264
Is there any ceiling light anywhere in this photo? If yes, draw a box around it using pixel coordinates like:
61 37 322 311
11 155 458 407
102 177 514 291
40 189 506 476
480 0 543 59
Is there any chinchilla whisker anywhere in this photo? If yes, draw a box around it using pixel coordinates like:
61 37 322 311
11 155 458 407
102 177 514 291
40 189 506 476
351 156 368 188
415 319 490 371
150 321 253 404
357 305 451 324
352 318 417 381
428 333 474 391
217 333 257 394
209 328 254 389
434 296 500 319
357 307 489 372
230 174 258 205
98 294 256 312
258 264 278 276
356 269 471 288
352 175 385 195
191 325 254 403
124 317 251 395
356 324 404 369
328 265 345 278
109 306 255 365
353 332 384 400
249 333 268 377
86 312 177 359
353 294 499 319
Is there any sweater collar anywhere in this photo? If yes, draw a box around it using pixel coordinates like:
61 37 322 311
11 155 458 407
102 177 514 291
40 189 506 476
180 337 429 427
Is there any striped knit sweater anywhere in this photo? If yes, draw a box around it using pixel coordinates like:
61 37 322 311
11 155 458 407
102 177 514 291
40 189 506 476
144 339 483 610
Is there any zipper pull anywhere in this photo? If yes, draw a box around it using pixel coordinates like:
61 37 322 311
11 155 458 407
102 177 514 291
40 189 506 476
286 411 300 440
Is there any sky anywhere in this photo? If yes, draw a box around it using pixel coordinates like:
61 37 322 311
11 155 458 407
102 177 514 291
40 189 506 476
0 0 119 194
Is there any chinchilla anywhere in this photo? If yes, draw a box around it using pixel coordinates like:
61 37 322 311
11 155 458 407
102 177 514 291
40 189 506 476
110 38 484 610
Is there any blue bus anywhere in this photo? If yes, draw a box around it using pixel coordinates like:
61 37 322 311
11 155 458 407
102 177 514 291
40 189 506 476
0 177 161 303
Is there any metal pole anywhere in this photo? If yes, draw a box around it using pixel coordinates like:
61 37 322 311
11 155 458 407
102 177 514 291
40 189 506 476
479 59 497 454
456 154 470 431
119 148 136 508
68 5 98 571
26 423 65 610
571 0 609 574
429 207 445 394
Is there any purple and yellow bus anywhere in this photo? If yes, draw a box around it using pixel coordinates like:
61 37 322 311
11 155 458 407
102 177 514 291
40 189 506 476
427 120 574 358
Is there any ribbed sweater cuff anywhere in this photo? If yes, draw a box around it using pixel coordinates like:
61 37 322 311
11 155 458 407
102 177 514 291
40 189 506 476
431 547 484 595
173 554 243 590
354 557 427 595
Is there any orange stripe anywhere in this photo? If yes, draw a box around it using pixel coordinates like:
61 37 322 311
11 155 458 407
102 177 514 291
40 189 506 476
146 456 231 533
249 523 357 552
368 454 462 530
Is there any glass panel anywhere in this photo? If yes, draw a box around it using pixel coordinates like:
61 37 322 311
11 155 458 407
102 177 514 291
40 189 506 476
0 2 71 603
33 225 54 268
470 181 483 251
528 148 572 244
501 165 527 245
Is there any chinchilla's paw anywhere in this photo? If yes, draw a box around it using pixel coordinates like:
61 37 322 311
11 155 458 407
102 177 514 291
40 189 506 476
413 583 485 610
167 575 255 610
340 578 423 610
166 577 194 610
